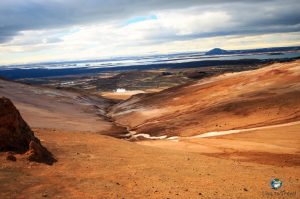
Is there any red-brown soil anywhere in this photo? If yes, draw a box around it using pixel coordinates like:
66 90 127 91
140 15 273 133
0 61 299 198
0 128 299 199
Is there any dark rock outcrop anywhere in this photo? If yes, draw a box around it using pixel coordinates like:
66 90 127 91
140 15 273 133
6 152 16 161
0 97 55 164
205 48 230 55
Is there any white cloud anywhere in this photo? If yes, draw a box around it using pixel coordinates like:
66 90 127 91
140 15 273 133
0 1 300 64
157 10 233 35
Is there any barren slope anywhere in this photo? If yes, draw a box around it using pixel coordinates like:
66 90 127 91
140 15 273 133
109 60 300 138
139 121 300 166
0 61 299 198
0 79 125 134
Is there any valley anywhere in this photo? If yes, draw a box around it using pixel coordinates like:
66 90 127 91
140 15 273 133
0 60 299 199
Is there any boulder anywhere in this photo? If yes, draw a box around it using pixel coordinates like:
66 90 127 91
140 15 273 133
0 97 55 164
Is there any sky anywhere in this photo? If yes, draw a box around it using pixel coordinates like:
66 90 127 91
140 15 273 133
0 0 300 65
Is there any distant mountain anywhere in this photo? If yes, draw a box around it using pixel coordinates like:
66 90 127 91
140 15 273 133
205 48 230 55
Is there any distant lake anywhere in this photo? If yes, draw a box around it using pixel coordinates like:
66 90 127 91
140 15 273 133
1 51 300 70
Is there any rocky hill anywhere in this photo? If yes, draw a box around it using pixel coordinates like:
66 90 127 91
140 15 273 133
205 48 230 55
109 60 300 139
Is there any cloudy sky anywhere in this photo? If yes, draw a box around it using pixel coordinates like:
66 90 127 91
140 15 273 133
0 0 300 64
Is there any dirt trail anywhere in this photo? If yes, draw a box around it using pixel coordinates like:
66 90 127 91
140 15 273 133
180 120 300 139
139 121 300 167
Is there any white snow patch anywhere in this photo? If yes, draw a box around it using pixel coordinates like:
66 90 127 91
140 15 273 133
131 134 167 140
115 88 126 93
192 130 241 138
167 136 179 140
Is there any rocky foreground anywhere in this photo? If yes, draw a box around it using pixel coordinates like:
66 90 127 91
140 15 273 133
0 97 55 164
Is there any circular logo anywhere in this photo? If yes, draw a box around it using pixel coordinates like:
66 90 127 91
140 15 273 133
271 178 282 190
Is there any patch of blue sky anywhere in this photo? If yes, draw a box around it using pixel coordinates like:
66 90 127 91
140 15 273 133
55 28 81 38
124 15 158 25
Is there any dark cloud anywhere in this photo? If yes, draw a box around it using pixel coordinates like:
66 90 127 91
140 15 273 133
0 0 299 44
0 27 20 43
